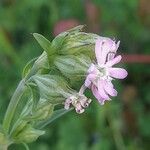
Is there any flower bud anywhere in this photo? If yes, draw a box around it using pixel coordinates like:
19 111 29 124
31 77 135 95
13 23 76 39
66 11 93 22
80 96 92 108
32 75 75 104
75 103 85 114
54 55 91 79
51 25 84 51
14 125 45 143
64 93 92 114
11 121 28 138
24 102 54 121
59 32 99 57
51 25 99 58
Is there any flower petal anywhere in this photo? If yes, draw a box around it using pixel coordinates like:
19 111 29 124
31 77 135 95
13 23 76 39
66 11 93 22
103 81 118 96
109 68 128 79
64 98 71 110
95 39 104 64
112 40 120 53
97 80 110 100
106 55 122 67
85 74 96 87
116 41 120 50
91 85 105 105
87 64 98 74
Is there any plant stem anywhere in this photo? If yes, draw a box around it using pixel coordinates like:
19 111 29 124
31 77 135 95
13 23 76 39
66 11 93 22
2 79 27 134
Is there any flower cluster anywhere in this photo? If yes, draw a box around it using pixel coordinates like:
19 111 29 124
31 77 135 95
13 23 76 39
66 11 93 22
64 37 128 112
1 26 128 147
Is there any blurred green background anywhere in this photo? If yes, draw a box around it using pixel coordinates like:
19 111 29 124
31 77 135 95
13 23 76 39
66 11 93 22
0 0 150 150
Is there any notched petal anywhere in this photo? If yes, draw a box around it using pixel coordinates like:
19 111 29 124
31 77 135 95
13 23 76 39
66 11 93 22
109 68 128 79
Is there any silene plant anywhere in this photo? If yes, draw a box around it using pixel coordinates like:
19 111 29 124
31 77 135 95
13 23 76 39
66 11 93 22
0 25 127 149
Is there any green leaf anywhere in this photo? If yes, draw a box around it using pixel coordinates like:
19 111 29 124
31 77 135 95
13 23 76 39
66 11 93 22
37 108 73 129
34 52 49 69
66 25 85 33
33 33 55 55
29 85 40 111
24 52 50 79
51 32 68 50
22 57 37 78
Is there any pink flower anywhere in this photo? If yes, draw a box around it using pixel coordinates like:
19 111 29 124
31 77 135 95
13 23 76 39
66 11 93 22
85 38 128 105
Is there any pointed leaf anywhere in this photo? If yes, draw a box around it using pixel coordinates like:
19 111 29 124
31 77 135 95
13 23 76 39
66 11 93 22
51 32 68 50
22 57 37 78
33 33 55 55
66 25 85 33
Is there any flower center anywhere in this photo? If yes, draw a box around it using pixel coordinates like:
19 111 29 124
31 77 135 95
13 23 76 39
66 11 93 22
97 66 109 78
95 65 112 84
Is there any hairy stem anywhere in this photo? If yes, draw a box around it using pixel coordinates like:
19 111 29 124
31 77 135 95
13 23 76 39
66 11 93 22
2 79 27 134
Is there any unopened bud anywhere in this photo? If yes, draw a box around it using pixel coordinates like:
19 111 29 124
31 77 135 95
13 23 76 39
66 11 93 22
64 98 72 110
14 125 45 143
60 32 99 56
54 55 91 79
32 75 73 104
64 93 92 114
51 25 85 52
51 25 99 57
75 107 85 114
80 97 91 108
24 102 54 121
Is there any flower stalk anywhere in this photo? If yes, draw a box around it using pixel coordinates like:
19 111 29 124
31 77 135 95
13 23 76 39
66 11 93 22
2 79 27 134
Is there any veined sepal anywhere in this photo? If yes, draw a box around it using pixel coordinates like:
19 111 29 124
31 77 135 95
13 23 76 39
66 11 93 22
50 25 85 51
59 32 99 57
31 74 73 104
54 54 91 79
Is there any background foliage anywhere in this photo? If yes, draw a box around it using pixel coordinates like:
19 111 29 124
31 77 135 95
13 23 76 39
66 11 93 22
0 0 149 149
